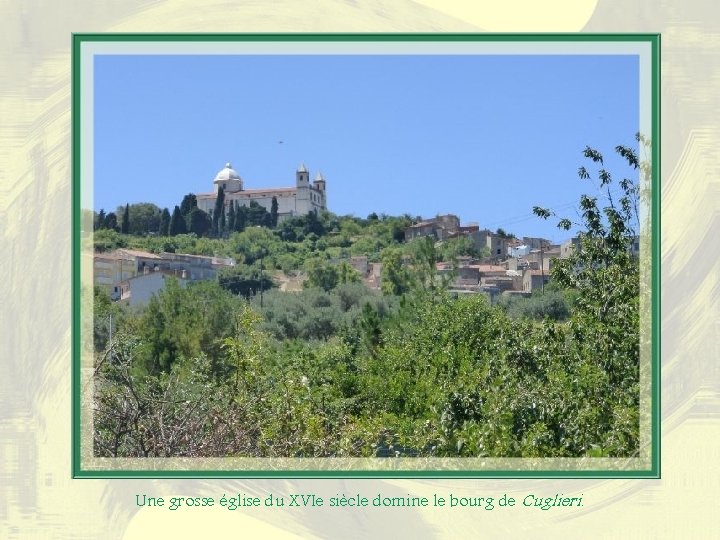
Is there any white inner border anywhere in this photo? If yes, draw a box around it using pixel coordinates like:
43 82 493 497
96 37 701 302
79 38 654 472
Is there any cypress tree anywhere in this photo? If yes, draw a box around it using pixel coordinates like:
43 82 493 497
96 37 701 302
159 208 171 236
188 208 211 237
121 203 130 234
270 196 279 228
235 203 246 232
179 193 198 217
227 201 236 233
169 205 187 236
219 205 227 237
96 209 106 231
212 187 225 237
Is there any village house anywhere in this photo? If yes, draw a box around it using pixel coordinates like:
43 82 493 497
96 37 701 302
364 262 383 291
93 248 235 302
404 214 460 241
404 217 512 262
396 213 599 298
115 269 188 307
522 269 550 293
93 249 164 293
475 230 509 258
522 236 552 250
509 243 532 258
506 256 533 271
157 252 236 281
348 256 369 276
560 235 640 260
560 237 582 258
525 246 561 273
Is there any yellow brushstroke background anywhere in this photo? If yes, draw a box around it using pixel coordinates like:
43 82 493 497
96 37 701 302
2 1 717 538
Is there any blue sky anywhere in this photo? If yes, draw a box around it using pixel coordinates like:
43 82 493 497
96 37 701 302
94 53 639 243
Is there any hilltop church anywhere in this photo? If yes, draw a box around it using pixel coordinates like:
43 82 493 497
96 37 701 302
196 162 327 221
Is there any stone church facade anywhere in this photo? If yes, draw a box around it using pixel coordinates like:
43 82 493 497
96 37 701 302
196 162 327 221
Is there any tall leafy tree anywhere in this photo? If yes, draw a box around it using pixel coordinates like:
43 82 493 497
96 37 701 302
134 279 244 375
187 208 212 237
179 193 198 217
121 202 162 235
337 261 362 285
245 200 269 227
95 209 106 231
532 139 643 454
104 212 118 231
305 259 339 292
304 209 324 236
380 247 411 296
217 265 274 299
159 208 171 236
168 205 187 236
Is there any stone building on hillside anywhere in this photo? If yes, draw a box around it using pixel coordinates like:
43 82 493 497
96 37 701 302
196 162 327 222
404 214 460 241
93 248 235 299
523 268 550 293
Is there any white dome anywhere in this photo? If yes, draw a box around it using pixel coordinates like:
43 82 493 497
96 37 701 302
214 162 241 182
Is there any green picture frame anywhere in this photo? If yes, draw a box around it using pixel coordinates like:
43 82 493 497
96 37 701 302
73 33 660 478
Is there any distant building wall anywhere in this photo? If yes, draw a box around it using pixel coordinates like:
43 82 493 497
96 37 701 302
523 237 552 250
522 269 549 293
561 237 581 258
118 272 187 307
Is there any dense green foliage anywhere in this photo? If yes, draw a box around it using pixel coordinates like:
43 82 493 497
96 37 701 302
217 263 274 299
187 208 212 237
169 205 187 236
120 204 130 234
93 142 642 459
159 207 171 236
253 284 395 342
497 288 574 321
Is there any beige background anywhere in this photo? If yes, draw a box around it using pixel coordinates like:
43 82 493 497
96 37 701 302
1 1 717 538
